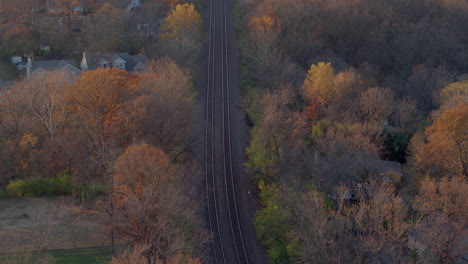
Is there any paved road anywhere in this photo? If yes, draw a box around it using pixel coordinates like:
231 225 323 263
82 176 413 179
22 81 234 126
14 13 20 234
203 0 269 263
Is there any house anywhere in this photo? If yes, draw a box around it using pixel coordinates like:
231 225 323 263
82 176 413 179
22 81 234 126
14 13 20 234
26 58 81 79
40 45 51 52
10 56 22 65
11 56 28 70
80 52 147 73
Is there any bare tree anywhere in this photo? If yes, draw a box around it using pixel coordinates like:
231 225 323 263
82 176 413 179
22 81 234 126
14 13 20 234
359 87 395 124
412 176 468 263
18 72 73 144
124 58 195 153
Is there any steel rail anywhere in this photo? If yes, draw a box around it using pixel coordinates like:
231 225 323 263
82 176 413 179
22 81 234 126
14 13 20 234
222 0 250 261
205 0 226 261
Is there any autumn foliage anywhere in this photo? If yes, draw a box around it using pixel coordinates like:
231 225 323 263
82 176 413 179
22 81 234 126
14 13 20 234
302 62 336 104
67 68 140 151
416 103 468 177
113 144 173 207
112 144 204 263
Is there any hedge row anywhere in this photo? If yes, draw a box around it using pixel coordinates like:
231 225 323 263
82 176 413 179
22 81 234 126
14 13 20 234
6 175 73 197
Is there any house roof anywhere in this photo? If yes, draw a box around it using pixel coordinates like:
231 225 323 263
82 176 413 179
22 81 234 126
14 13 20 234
83 53 146 71
31 59 80 73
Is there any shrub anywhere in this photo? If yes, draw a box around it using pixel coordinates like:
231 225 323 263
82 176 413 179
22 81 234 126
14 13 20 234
0 189 14 198
6 174 73 197
76 183 108 202
254 182 295 264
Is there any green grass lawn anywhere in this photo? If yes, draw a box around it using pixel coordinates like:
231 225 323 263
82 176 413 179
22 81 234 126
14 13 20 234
0 247 112 264
0 60 18 80
49 247 112 264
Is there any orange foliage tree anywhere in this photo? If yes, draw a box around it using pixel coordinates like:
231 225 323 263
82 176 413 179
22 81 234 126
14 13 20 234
113 144 200 263
66 68 140 178
412 176 467 262
67 68 140 150
416 103 468 177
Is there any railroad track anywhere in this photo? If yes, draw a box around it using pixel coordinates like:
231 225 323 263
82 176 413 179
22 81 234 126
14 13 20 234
204 0 250 262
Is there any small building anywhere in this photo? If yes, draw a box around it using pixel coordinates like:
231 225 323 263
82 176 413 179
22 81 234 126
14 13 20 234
26 58 81 79
39 45 51 52
11 56 27 70
73 6 84 13
80 52 147 74
11 56 22 65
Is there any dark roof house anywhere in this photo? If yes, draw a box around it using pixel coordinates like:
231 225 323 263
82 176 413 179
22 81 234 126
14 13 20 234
80 52 147 73
26 58 81 79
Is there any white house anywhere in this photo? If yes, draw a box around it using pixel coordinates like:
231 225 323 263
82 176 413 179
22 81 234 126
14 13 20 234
26 58 81 79
80 52 147 73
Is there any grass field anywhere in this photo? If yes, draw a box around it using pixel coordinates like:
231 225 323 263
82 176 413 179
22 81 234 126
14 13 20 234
0 247 112 264
0 197 109 253
0 197 112 262
0 60 18 80
50 247 112 264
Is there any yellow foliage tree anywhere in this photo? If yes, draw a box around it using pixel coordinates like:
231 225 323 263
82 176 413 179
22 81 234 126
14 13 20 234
159 3 202 65
161 3 202 43
247 16 281 63
303 62 337 104
439 80 468 103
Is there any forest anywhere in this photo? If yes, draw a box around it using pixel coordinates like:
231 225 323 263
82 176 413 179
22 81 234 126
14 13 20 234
237 0 467 263
0 0 206 263
0 0 466 263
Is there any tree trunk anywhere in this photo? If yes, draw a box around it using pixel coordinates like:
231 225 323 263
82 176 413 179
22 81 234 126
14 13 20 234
110 173 116 257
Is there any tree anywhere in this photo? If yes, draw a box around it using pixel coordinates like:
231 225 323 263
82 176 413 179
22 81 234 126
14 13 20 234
302 62 336 104
113 144 203 264
323 69 365 123
0 0 41 52
415 103 468 177
311 123 383 191
0 88 28 141
55 0 80 30
247 16 281 66
66 68 140 176
112 245 201 264
333 180 409 263
16 71 74 176
18 71 73 144
246 86 307 184
438 80 468 103
159 3 202 66
124 58 195 152
394 97 418 130
412 176 467 263
81 0 106 13
359 87 395 124
433 80 468 117
85 3 124 52
161 3 202 43
0 88 29 180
